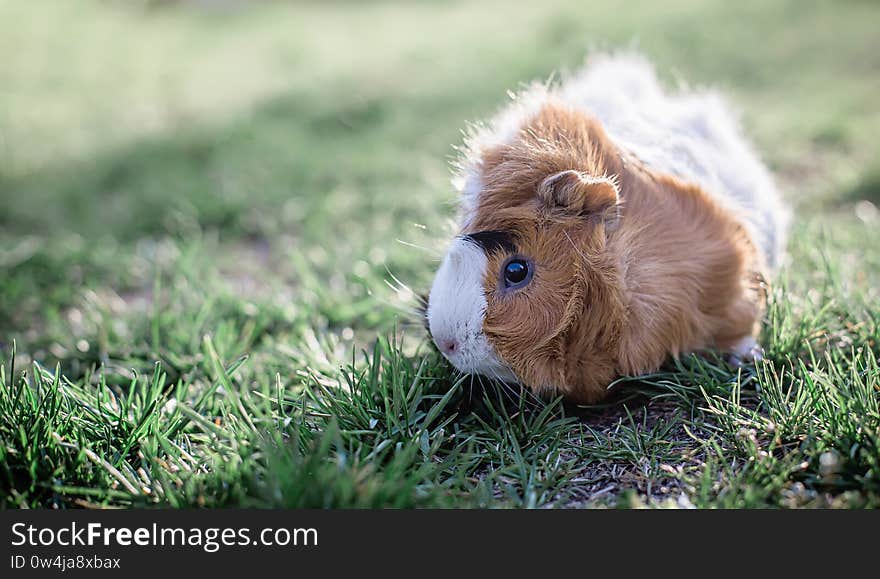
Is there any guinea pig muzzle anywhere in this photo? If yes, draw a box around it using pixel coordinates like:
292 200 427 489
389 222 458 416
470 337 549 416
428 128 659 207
425 237 518 382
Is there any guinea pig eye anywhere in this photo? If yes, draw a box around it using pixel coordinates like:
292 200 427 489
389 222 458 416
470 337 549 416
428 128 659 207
502 258 532 289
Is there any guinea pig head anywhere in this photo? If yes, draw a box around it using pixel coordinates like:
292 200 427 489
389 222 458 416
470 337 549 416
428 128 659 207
427 168 626 401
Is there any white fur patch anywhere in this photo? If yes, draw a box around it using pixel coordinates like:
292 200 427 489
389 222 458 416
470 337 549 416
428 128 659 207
427 238 518 382
561 53 789 270
457 172 483 231
730 335 764 362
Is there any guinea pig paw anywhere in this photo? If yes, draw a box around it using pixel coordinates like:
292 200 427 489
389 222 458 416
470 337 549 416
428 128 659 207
726 336 764 366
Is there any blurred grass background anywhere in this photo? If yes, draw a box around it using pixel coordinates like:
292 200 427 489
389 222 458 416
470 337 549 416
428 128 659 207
1 0 879 508
3 0 878 344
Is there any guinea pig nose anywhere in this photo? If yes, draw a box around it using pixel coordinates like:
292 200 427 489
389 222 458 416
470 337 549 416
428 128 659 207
439 339 458 356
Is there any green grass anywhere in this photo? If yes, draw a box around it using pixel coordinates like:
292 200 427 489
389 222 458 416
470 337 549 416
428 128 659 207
1 0 879 508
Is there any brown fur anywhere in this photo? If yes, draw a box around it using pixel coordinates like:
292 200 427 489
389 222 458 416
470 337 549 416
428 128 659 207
468 102 766 403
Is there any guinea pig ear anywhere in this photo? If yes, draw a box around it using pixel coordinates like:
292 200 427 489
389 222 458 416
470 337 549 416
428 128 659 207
538 170 620 226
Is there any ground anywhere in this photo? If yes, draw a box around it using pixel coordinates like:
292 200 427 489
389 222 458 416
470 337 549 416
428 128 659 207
1 0 879 508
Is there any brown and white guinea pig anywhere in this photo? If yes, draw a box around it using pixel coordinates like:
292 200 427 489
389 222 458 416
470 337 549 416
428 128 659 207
425 53 790 403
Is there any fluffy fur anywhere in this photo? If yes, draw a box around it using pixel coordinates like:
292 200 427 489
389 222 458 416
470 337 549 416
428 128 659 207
428 53 788 402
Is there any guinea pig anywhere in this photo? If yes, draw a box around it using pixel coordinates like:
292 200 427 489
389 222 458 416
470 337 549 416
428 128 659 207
425 53 789 403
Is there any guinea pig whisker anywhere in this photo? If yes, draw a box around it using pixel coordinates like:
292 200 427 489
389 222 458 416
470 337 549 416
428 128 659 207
383 265 413 293
370 292 424 322
495 375 520 409
518 379 546 408
481 366 518 409
494 368 543 411
361 265 432 335
511 381 542 411
395 238 443 258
